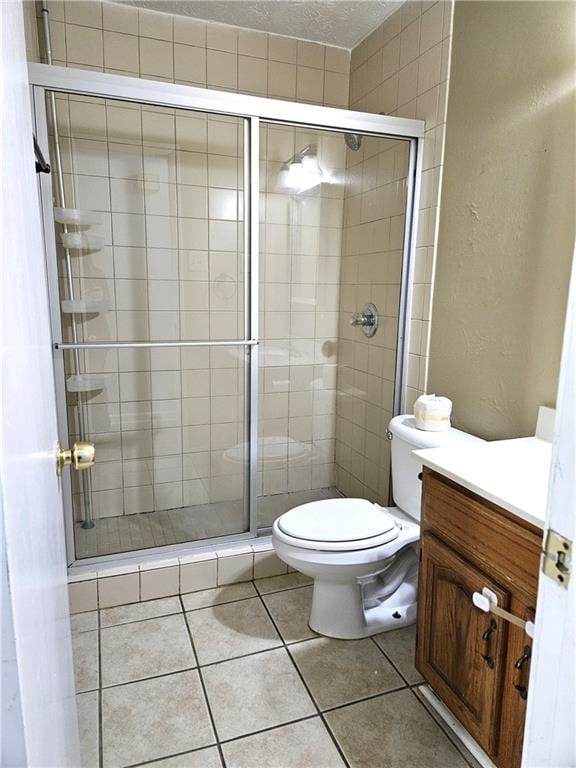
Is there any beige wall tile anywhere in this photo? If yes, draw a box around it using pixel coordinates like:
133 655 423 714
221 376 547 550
48 20 67 62
102 2 138 35
174 43 206 84
420 2 444 53
138 8 173 41
217 552 253 585
65 1 102 28
207 49 238 90
297 40 325 69
69 580 98 614
206 22 238 53
238 28 268 59
398 60 418 107
239 55 267 95
267 61 296 99
268 34 297 64
65 24 103 68
324 71 349 107
140 565 180 600
46 0 65 23
418 41 443 94
180 557 218 592
296 66 324 103
174 17 206 47
400 17 421 68
140 37 173 80
103 31 139 73
325 46 350 74
98 573 140 608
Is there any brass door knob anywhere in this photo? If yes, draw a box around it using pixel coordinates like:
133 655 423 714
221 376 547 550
56 441 96 476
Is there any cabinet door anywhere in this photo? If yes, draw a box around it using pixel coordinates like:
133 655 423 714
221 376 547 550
497 597 536 768
416 533 510 757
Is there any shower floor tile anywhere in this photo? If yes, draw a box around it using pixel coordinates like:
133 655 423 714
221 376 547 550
73 581 482 768
74 487 340 559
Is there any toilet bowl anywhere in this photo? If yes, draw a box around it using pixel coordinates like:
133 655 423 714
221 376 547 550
272 414 484 639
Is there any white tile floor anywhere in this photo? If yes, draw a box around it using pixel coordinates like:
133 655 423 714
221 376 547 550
72 573 482 768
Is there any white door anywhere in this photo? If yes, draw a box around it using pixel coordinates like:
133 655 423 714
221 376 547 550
522 247 576 767
0 2 80 765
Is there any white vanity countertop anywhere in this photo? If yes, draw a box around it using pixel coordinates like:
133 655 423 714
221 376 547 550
414 437 552 530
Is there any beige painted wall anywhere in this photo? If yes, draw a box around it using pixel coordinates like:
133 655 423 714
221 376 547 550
428 1 575 440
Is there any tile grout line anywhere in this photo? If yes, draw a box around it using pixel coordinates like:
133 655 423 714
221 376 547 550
97 606 104 768
368 632 419 687
177 593 227 768
256 590 352 768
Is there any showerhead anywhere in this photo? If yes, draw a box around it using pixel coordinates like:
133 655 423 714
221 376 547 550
344 133 362 151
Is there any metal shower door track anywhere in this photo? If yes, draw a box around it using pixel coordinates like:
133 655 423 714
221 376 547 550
28 64 425 139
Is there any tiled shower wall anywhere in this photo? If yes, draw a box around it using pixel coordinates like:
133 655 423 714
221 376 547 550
335 137 410 503
27 0 350 106
334 1 454 503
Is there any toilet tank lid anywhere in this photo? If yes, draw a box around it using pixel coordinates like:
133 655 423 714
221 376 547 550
388 415 485 449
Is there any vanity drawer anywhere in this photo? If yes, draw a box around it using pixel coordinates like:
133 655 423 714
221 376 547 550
421 468 542 599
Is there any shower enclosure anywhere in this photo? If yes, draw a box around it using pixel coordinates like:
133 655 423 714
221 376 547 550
30 64 423 566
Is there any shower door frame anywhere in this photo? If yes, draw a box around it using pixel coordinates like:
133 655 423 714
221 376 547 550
29 63 425 568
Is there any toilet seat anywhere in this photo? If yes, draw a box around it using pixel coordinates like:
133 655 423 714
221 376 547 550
276 498 400 552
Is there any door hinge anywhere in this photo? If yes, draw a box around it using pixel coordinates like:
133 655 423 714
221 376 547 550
541 529 571 589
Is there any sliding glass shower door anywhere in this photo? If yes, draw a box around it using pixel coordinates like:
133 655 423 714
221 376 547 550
32 63 424 566
41 91 255 559
257 123 412 528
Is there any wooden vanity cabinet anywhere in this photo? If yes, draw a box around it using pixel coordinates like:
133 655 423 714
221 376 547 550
416 468 542 768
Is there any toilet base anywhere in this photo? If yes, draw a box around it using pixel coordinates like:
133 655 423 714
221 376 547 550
309 563 418 640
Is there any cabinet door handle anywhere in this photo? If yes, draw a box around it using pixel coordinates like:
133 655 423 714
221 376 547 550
514 683 528 700
480 653 495 669
482 618 497 641
514 645 532 669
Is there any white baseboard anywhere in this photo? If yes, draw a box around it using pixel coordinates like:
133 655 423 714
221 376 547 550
417 685 497 768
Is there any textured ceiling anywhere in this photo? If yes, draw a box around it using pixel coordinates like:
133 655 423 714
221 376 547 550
120 1 403 49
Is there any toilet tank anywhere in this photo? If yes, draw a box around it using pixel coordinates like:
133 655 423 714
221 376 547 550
388 414 484 521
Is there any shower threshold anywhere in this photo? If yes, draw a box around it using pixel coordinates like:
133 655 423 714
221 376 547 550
74 487 342 560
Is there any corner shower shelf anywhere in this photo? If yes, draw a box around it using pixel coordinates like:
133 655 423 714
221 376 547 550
61 299 108 314
54 207 102 227
60 231 104 251
66 374 110 393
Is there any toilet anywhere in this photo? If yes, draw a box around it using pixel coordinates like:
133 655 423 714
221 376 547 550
272 414 484 639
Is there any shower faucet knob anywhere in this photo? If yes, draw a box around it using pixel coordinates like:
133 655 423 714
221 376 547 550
350 312 370 326
349 303 379 338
